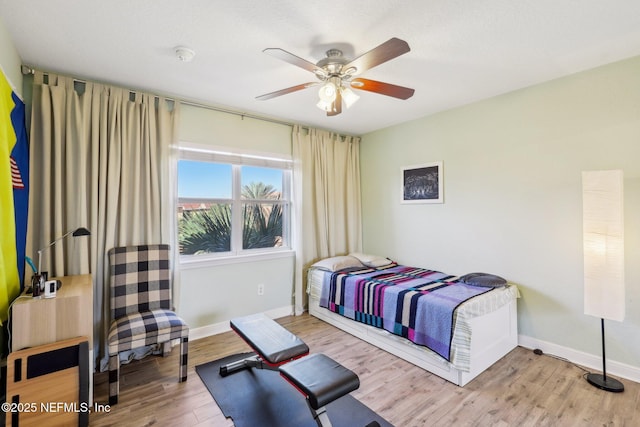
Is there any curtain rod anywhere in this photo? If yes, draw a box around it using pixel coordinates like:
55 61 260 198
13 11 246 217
21 65 360 138
20 64 318 131
179 99 297 129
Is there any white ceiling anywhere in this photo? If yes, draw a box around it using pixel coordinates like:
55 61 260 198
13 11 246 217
2 0 640 135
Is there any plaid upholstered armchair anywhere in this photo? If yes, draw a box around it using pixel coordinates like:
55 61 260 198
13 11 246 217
107 244 189 405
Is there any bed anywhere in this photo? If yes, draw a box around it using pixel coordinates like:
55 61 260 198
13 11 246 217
306 254 519 387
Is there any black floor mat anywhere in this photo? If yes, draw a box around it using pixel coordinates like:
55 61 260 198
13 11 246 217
196 352 393 427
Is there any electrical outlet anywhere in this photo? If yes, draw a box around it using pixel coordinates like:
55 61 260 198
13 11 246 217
257 283 264 296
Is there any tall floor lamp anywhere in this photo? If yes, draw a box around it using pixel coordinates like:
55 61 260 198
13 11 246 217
582 170 624 393
37 227 91 273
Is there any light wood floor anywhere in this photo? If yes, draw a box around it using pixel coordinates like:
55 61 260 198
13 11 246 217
90 314 640 426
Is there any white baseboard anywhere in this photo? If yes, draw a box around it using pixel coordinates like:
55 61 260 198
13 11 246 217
188 305 294 341
518 334 640 383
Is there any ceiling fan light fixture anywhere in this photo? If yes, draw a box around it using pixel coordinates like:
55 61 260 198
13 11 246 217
340 86 360 109
318 81 337 102
316 99 333 112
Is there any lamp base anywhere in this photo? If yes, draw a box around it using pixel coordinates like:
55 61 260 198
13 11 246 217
586 373 624 392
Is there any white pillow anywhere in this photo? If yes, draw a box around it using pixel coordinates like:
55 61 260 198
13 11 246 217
311 256 364 272
349 252 393 268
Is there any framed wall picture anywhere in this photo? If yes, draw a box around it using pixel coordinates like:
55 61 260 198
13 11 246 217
401 162 443 204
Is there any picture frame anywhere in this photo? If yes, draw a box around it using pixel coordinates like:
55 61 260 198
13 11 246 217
401 161 443 204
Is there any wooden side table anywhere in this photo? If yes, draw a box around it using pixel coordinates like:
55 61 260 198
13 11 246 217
10 274 94 403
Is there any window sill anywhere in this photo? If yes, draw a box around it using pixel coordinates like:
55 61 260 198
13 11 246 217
179 249 295 270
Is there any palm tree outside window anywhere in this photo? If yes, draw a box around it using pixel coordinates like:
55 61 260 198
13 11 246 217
177 159 290 257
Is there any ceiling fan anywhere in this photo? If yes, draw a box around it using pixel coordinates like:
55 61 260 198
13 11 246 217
256 37 415 116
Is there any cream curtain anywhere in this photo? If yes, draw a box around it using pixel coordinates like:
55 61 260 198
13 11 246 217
27 71 180 370
292 125 362 314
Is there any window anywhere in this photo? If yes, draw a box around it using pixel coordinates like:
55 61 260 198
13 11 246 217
177 144 292 261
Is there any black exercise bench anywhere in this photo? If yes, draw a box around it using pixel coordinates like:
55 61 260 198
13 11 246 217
220 313 377 427
220 312 309 375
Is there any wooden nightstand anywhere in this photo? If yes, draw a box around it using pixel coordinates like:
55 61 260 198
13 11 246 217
10 274 94 403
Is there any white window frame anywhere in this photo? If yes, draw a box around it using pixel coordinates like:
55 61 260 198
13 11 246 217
176 142 294 267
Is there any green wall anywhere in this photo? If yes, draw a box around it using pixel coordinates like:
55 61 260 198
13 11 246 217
360 55 640 373
0 15 22 96
180 104 291 156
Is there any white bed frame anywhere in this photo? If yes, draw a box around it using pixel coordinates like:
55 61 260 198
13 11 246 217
308 294 518 386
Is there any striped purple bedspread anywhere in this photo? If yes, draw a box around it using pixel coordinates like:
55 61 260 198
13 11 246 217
320 264 493 361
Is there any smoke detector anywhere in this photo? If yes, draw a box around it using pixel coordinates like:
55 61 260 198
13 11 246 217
175 46 195 62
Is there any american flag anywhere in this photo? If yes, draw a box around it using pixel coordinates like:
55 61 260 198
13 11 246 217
10 156 25 189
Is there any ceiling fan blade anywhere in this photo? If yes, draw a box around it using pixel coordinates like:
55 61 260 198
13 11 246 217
327 90 342 116
351 78 415 100
256 82 319 100
263 48 324 75
343 38 410 75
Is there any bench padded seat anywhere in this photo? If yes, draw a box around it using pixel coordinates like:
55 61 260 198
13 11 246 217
280 353 360 409
230 313 309 365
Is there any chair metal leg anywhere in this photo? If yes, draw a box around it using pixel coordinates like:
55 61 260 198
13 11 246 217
108 355 119 405
179 337 188 382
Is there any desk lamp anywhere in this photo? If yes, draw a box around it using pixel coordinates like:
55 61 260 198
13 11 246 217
37 227 91 273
